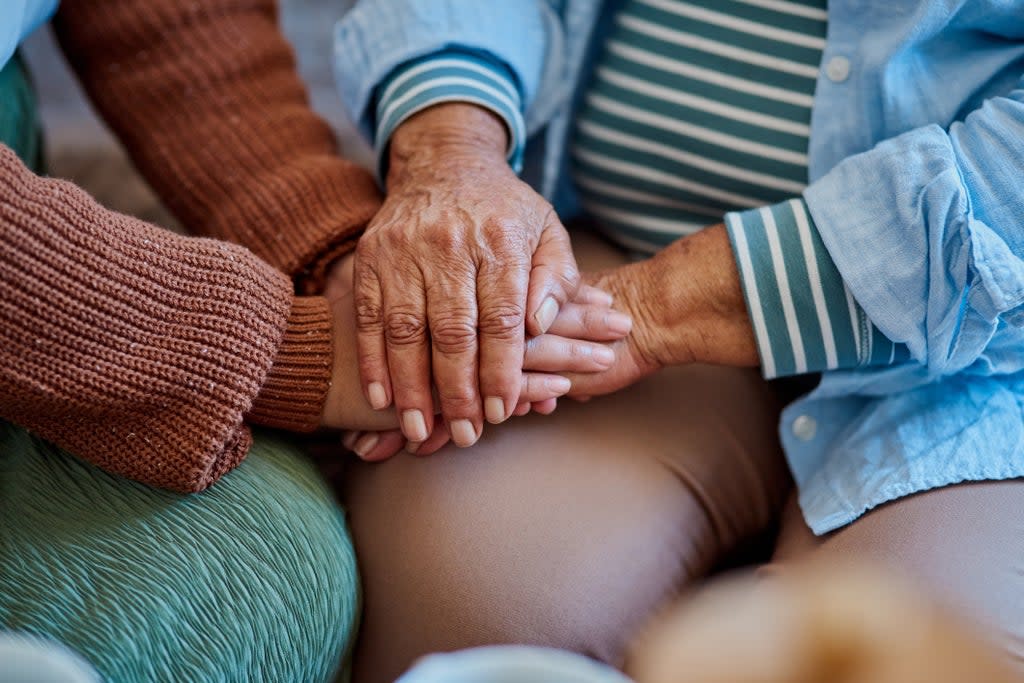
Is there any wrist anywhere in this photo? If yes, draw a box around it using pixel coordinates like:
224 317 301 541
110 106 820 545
654 225 757 367
387 103 509 186
247 296 333 432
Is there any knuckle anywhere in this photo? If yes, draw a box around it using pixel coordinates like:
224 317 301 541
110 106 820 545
569 341 591 359
431 313 477 354
437 386 478 412
561 263 582 289
425 227 464 254
355 299 384 331
384 309 428 347
478 303 525 339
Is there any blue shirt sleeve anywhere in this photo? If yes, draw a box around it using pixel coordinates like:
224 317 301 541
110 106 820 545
373 49 527 182
1 0 59 69
726 198 910 378
333 0 549 143
804 73 1024 379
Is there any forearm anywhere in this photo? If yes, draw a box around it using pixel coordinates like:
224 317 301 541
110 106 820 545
0 146 328 492
640 225 760 369
53 0 381 289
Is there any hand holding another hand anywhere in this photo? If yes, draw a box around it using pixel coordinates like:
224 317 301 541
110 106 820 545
341 281 633 460
352 103 584 447
321 251 631 457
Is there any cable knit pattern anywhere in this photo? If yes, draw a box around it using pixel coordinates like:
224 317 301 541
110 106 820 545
53 0 382 290
0 146 300 492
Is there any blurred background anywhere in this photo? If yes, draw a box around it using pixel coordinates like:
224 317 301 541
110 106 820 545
21 0 367 232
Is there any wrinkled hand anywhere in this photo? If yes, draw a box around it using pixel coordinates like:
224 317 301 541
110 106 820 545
564 224 759 399
343 284 633 461
321 254 620 435
353 103 582 448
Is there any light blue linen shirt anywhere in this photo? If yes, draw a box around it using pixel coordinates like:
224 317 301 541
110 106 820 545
334 0 1024 534
0 0 59 69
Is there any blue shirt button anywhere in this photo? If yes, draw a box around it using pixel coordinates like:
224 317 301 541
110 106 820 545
792 415 818 441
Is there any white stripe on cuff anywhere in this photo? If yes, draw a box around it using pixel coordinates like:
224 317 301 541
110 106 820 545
727 213 777 378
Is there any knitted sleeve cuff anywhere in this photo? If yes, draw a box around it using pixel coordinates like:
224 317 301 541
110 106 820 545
247 296 334 432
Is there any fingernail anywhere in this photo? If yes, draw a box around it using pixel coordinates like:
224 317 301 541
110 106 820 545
546 376 572 395
606 311 632 335
484 396 506 424
367 382 388 410
450 419 478 447
342 431 360 451
402 409 428 442
405 441 422 455
353 432 380 457
594 345 616 366
535 297 558 333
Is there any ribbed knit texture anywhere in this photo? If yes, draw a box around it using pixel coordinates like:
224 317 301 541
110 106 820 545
0 145 313 492
52 0 382 290
247 296 333 431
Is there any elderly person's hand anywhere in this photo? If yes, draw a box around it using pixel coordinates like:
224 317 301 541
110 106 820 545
565 225 759 399
351 103 586 448
320 253 628 440
329 248 630 462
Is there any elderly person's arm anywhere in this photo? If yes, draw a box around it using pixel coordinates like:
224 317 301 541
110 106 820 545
334 2 589 448
566 73 1024 398
338 1 1024 403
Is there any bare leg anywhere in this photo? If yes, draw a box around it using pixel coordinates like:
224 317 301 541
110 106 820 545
343 231 791 682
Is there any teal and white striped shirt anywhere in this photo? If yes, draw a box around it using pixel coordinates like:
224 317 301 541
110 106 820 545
370 0 910 379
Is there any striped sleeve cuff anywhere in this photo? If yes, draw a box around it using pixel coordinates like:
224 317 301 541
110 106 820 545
374 49 526 181
725 198 910 379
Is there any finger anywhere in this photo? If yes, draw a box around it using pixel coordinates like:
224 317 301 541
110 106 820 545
381 268 435 444
524 334 615 373
476 259 529 426
546 302 632 341
577 284 614 307
519 372 571 403
353 254 392 410
532 397 558 415
348 430 396 462
341 431 361 452
513 401 531 416
525 217 580 336
407 415 450 456
428 268 483 448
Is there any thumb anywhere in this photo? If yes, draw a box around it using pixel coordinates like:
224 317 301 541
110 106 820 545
525 217 580 336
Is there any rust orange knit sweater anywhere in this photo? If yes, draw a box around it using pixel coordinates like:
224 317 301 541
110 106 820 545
0 0 381 492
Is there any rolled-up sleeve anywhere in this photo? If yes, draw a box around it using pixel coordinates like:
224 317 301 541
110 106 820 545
333 1 548 141
726 198 909 378
373 49 526 179
804 75 1024 379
